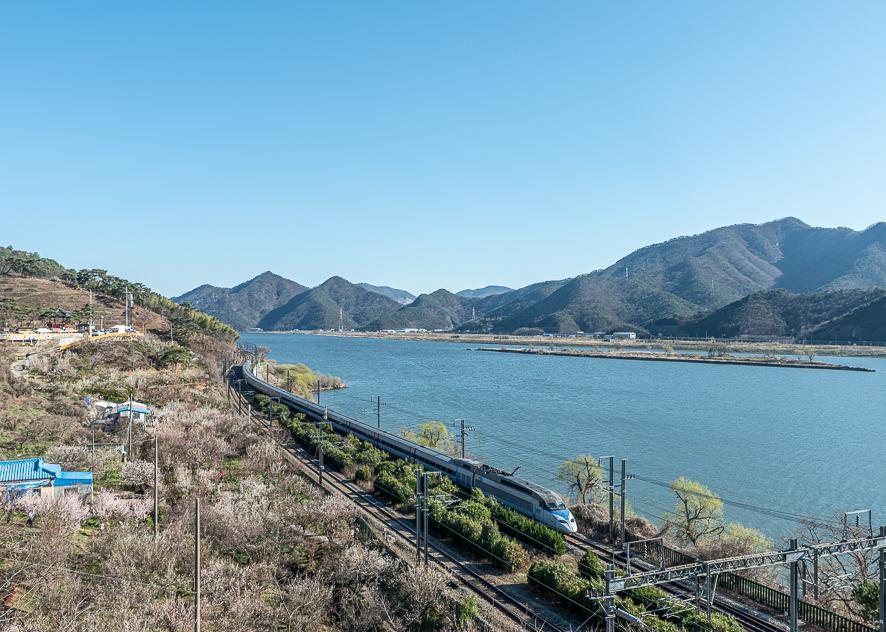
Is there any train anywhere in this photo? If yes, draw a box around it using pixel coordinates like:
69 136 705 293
241 360 578 533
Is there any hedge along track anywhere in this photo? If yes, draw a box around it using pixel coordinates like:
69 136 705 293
562 532 787 632
229 378 568 632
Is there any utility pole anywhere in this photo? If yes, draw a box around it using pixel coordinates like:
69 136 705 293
600 455 615 543
879 526 885 632
366 396 385 429
154 435 159 540
423 472 430 564
605 565 615 632
620 459 626 545
126 392 133 461
315 379 320 404
125 285 129 329
314 408 327 487
789 539 798 632
195 498 201 632
453 419 474 459
415 469 422 564
88 290 93 337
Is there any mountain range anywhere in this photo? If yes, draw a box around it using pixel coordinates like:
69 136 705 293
173 218 886 340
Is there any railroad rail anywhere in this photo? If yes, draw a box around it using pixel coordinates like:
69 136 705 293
563 532 789 632
226 348 799 632
228 363 568 632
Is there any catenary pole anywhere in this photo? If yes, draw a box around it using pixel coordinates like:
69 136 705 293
620 459 627 545
415 469 422 564
879 526 885 632
423 472 430 564
789 538 798 632
605 565 615 632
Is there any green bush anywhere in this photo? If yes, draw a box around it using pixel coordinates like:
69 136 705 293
471 490 567 555
681 613 745 632
578 549 606 580
455 595 478 630
355 465 372 481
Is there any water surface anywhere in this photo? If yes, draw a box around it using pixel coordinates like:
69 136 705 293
243 333 886 541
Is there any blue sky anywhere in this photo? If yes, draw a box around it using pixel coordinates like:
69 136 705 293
1 2 884 298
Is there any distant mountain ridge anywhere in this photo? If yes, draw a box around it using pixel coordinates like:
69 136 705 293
257 277 402 331
174 218 886 337
357 283 415 304
173 271 307 331
598 218 886 309
646 288 886 339
456 285 513 298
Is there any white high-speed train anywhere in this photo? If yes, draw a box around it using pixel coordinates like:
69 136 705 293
241 360 577 533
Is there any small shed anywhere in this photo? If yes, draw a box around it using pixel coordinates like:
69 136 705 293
0 458 93 502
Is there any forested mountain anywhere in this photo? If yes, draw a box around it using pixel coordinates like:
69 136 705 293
356 283 415 304
173 272 308 331
257 276 402 331
475 276 701 334
0 247 237 343
645 288 886 339
597 218 886 309
456 285 513 298
808 294 886 342
174 218 886 336
365 290 477 331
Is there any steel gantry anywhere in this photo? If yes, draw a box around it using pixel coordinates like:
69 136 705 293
605 528 886 632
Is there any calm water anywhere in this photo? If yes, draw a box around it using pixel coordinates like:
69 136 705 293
243 333 886 542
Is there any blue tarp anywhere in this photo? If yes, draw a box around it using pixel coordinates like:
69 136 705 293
0 458 61 483
0 458 92 488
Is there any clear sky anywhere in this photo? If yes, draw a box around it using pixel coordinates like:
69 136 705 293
1 2 884 298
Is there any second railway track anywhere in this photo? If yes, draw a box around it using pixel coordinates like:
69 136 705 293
563 532 786 632
230 373 569 632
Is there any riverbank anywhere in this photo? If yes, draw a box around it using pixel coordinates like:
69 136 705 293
261 330 886 359
474 346 875 371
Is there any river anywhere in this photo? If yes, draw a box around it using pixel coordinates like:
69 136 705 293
242 332 886 543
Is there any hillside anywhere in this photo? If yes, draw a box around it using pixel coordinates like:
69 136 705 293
597 218 886 309
356 283 415 304
808 294 886 342
485 276 701 334
365 290 478 330
456 285 513 298
367 281 569 332
645 288 886 339
173 271 308 331
257 276 402 330
0 247 237 345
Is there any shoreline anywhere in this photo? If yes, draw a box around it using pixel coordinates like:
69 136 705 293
248 330 886 360
474 346 874 371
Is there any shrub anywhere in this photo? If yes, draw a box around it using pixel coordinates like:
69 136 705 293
578 549 606 580
472 491 567 555
491 535 530 570
355 465 371 481
455 595 478 630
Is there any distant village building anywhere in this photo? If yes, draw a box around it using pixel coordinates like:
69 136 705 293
94 400 153 429
607 332 636 340
0 458 93 502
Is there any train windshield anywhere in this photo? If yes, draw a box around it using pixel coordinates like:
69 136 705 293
546 500 567 510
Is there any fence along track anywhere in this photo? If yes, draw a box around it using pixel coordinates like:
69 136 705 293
563 532 787 632
228 367 567 632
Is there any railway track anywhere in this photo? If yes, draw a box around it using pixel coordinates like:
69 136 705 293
229 354 782 632
563 533 786 632
229 370 568 632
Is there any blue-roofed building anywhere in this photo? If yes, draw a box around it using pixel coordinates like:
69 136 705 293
0 458 93 502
